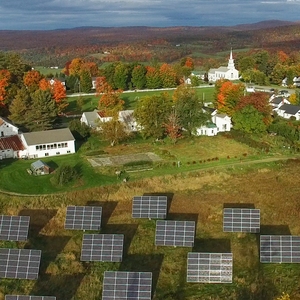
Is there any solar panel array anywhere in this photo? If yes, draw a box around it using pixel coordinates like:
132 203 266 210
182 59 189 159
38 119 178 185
223 208 260 233
6 296 56 300
0 215 30 241
132 196 167 219
187 253 233 283
81 234 124 262
155 220 195 247
0 249 41 280
65 206 102 230
260 235 300 263
102 271 152 300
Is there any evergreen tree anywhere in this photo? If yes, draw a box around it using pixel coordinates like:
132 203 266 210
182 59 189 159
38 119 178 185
80 70 92 93
131 65 147 89
27 89 57 131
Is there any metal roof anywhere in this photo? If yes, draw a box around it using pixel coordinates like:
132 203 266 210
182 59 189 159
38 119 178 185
0 135 25 151
31 160 49 170
22 128 75 146
279 104 300 115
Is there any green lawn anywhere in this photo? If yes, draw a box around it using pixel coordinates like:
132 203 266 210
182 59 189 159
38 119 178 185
67 86 215 113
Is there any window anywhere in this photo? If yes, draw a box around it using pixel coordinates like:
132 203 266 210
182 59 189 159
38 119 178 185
56 152 60 155
45 153 49 156
47 145 50 149
67 150 71 153
36 146 39 150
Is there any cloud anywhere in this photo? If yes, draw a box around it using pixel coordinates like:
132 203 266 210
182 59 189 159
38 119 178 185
0 0 299 30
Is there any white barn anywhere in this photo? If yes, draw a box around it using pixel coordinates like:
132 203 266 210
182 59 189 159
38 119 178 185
19 128 75 159
0 117 19 137
208 50 239 82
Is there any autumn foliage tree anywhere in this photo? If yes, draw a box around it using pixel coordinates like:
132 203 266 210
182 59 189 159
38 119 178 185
214 80 245 116
0 69 11 104
164 110 182 144
23 70 42 93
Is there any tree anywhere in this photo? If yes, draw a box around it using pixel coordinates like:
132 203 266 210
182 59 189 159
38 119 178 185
27 89 58 131
113 63 130 90
51 164 79 186
9 87 32 127
100 118 130 146
23 70 42 93
146 66 162 89
232 105 267 134
52 79 68 113
80 69 92 93
236 92 272 125
68 58 84 77
68 119 90 140
134 92 172 139
214 80 245 116
39 78 51 91
164 109 182 144
275 293 290 300
131 65 147 89
173 84 209 135
160 63 177 88
0 69 11 104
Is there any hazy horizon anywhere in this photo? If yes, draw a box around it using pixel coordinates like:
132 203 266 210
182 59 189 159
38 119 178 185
1 0 300 30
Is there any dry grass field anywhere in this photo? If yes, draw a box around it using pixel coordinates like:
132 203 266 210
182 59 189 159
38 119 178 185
0 157 300 300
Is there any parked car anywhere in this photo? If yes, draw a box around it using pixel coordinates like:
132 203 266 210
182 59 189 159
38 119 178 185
279 90 290 97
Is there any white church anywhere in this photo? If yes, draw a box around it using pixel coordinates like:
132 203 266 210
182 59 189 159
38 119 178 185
208 49 239 82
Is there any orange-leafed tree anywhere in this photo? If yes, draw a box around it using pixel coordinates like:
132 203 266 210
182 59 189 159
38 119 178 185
160 63 177 88
23 70 42 93
52 79 68 113
69 58 84 77
39 78 51 91
82 62 99 77
277 51 289 64
164 110 182 144
0 69 11 104
97 77 124 116
215 79 245 116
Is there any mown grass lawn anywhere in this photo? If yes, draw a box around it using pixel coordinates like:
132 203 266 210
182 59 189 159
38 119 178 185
0 153 117 194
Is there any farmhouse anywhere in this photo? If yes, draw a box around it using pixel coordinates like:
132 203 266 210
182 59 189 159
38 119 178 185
81 109 138 131
19 128 75 159
208 49 239 82
195 108 232 136
276 104 300 120
0 117 19 137
269 96 290 111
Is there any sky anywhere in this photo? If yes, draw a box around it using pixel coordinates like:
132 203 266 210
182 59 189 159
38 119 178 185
0 0 300 30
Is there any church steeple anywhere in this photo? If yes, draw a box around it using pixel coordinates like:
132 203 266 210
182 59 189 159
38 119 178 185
227 48 235 70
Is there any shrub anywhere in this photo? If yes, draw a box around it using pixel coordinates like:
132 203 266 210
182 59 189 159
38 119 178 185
51 164 80 186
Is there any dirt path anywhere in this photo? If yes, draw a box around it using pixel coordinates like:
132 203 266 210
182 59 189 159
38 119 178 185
0 155 298 197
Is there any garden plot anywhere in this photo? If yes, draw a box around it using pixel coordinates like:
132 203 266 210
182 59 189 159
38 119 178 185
87 152 162 167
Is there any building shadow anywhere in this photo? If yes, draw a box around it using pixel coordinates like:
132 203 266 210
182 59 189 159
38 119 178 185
31 272 86 300
193 238 231 253
101 223 138 257
142 192 174 216
223 203 255 209
86 200 118 228
119 253 164 300
18 209 57 238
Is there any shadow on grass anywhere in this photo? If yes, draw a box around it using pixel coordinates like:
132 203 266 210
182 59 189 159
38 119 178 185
223 203 256 209
46 160 59 171
142 192 174 216
86 200 118 228
119 253 164 299
167 212 198 224
193 238 231 253
259 225 291 235
32 273 86 300
0 158 18 170
101 223 138 256
18 209 57 238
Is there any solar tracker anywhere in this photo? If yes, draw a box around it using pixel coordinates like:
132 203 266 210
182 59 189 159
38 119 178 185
64 206 102 230
187 252 233 283
132 196 167 219
0 249 41 280
155 220 195 247
223 208 260 233
81 234 124 262
102 271 152 300
260 235 300 263
6 296 56 300
0 215 30 241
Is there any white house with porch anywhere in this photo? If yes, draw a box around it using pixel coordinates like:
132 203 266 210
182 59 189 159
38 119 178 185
0 117 19 137
19 128 75 159
208 49 239 82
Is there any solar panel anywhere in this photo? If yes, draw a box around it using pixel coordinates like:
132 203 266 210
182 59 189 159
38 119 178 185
0 215 30 241
0 249 41 280
155 220 195 247
223 208 260 233
260 235 300 263
187 252 233 283
132 196 167 219
81 234 124 262
102 271 152 300
6 296 56 300
64 206 102 230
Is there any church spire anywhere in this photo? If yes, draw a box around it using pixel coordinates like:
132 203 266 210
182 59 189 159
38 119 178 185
227 48 235 70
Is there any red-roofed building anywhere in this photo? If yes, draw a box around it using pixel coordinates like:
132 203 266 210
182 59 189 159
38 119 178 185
0 135 25 159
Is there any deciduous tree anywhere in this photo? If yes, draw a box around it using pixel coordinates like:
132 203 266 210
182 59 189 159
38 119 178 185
164 109 182 144
131 65 147 89
134 92 172 139
146 66 162 89
23 70 42 93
